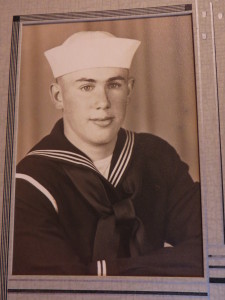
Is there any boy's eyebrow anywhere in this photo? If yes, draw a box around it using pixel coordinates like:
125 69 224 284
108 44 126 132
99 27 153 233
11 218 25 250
75 76 126 83
107 76 126 82
75 78 96 82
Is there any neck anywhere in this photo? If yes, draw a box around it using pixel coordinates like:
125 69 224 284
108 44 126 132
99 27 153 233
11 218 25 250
81 141 116 162
64 130 117 162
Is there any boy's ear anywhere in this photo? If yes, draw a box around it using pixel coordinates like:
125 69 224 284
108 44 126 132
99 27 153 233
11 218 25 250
49 82 64 110
127 77 135 102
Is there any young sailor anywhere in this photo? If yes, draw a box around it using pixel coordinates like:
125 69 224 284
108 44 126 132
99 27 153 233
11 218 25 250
13 31 203 276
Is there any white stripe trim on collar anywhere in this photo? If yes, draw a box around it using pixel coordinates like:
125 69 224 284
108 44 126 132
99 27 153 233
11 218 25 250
112 132 134 187
108 131 130 181
16 173 58 213
26 130 135 188
109 130 134 187
27 150 98 173
28 152 97 173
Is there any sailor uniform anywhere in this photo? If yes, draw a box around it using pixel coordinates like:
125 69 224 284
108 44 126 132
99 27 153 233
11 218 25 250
13 119 203 276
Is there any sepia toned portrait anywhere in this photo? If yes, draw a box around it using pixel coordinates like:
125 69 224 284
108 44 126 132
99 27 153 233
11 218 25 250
13 15 203 278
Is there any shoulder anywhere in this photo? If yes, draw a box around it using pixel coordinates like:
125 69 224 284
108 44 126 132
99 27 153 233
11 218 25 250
16 132 66 205
17 132 59 174
16 119 66 178
17 153 62 178
130 131 191 184
15 141 66 215
133 131 179 159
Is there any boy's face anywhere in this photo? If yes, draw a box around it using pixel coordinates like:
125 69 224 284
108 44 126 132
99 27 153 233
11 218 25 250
51 67 134 151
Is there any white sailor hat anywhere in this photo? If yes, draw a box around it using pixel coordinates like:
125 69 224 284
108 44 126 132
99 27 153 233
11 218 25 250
44 31 141 78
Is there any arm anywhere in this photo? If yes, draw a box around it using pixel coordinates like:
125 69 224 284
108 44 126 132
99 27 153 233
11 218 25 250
14 140 203 277
13 178 88 275
14 175 202 277
99 183 203 277
98 140 203 277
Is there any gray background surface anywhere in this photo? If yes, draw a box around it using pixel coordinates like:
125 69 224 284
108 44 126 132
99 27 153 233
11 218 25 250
0 0 225 299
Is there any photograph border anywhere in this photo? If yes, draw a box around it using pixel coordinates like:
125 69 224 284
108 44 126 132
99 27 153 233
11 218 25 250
0 0 224 299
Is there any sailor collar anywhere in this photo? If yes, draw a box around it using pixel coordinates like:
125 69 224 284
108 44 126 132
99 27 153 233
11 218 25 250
27 119 135 188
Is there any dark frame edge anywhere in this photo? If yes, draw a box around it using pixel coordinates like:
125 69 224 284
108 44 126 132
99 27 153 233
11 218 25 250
0 18 20 300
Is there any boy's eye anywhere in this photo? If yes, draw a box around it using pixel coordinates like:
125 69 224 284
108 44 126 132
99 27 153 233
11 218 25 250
80 85 94 92
108 82 122 89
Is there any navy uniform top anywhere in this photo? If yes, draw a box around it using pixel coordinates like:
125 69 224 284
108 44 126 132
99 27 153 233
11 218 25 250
13 119 203 276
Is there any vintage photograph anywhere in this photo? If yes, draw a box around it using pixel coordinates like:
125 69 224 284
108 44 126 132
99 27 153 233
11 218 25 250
13 15 203 277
